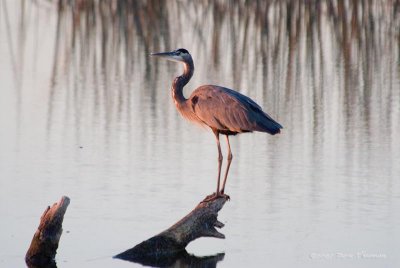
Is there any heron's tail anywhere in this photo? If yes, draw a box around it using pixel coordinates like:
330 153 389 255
255 114 283 135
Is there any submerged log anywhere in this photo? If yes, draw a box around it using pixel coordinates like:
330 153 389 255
25 196 70 267
115 194 229 263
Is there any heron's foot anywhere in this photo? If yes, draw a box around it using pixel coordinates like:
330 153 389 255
220 192 230 201
201 192 230 203
219 189 230 200
201 193 219 203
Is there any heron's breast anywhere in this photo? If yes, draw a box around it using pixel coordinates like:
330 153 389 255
175 101 207 128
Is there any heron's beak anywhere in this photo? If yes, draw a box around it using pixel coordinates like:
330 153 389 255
150 51 174 58
150 51 183 62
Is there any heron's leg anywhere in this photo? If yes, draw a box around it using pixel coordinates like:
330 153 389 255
213 130 223 196
221 135 233 194
201 130 226 203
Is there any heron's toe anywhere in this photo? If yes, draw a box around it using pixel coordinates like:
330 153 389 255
201 192 230 203
219 190 230 201
201 192 218 203
219 192 230 201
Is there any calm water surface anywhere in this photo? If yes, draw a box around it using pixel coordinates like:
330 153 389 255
0 1 399 267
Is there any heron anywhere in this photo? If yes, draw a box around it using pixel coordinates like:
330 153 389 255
151 48 282 200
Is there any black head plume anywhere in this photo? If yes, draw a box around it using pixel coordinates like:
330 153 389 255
176 48 189 54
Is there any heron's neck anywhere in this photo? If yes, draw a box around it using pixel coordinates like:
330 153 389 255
171 59 194 106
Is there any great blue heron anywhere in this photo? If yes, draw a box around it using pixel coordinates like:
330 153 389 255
151 48 282 200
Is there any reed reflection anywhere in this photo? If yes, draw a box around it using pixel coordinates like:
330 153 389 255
42 0 400 147
2 1 399 267
40 0 399 223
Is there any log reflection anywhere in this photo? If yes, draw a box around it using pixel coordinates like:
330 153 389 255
117 250 224 268
1 1 399 266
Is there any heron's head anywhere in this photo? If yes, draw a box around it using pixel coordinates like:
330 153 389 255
150 48 192 63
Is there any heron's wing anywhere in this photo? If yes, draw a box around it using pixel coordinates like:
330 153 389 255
189 85 282 134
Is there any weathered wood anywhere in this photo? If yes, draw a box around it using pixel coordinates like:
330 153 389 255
115 194 228 263
25 196 70 267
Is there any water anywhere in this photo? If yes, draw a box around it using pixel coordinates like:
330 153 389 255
0 1 399 267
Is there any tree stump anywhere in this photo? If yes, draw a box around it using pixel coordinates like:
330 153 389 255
115 194 228 264
25 196 70 267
